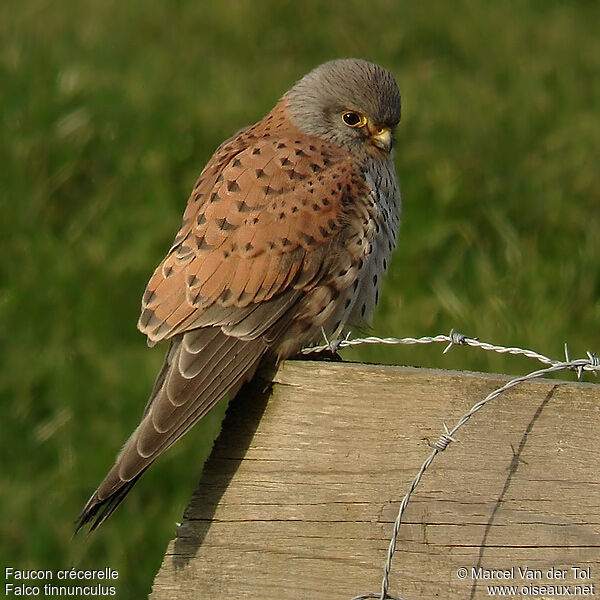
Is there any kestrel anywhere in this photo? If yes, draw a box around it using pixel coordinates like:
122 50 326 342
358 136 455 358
76 58 401 531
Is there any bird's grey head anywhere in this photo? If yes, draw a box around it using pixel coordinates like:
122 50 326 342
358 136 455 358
285 58 401 155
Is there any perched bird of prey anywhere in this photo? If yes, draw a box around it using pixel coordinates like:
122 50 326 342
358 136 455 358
76 58 401 531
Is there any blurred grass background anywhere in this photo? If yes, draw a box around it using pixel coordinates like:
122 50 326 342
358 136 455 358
1 0 599 597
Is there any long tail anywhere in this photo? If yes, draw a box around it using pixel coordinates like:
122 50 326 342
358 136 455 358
75 328 266 532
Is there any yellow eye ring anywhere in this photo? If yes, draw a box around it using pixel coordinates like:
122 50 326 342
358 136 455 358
341 111 367 128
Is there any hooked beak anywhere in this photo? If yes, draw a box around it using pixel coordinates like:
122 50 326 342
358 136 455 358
368 123 392 153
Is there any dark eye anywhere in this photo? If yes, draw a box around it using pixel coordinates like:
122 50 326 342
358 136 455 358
342 111 366 128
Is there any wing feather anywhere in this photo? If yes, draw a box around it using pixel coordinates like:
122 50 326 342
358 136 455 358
138 128 365 344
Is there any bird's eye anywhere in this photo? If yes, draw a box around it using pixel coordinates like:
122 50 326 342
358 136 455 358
342 111 367 128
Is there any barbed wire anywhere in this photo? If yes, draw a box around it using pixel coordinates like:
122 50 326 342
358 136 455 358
302 330 599 600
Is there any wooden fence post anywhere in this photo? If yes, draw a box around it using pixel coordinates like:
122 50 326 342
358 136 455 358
150 360 600 599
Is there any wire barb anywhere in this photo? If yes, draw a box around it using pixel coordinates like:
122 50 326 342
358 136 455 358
442 328 469 353
587 351 600 374
430 423 458 451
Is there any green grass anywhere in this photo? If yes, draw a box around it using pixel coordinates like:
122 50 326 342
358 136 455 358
1 0 599 597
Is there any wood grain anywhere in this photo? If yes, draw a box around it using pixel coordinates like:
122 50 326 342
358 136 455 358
150 361 600 599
